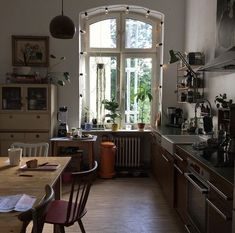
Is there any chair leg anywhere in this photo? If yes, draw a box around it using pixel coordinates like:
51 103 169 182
59 225 65 233
53 224 64 233
78 220 86 233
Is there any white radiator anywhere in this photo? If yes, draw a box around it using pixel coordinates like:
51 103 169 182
113 136 141 168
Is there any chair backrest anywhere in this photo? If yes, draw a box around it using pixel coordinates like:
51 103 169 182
18 184 54 233
65 161 98 225
11 142 49 157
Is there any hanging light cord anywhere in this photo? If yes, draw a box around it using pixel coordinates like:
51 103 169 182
61 0 64 15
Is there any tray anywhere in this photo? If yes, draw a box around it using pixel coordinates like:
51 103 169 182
19 164 60 171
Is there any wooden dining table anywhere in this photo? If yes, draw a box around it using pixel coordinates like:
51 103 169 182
0 156 70 233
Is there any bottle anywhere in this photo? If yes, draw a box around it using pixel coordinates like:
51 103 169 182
218 124 226 147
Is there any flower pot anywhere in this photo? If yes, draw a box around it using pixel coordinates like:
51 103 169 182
137 123 145 131
111 123 118 131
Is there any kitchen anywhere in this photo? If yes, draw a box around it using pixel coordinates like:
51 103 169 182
0 0 235 233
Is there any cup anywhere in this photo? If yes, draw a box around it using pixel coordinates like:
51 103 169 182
8 148 22 166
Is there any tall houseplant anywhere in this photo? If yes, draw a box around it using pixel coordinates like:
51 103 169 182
135 84 153 130
102 98 121 131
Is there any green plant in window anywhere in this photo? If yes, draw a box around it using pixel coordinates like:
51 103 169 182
135 84 153 123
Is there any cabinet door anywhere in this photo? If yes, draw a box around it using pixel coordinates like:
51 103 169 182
160 148 174 207
1 86 23 111
151 142 162 178
26 87 48 111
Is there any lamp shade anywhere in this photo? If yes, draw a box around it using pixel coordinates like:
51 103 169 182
169 50 180 64
50 15 76 39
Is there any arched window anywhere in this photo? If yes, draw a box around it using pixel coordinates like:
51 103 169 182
79 6 164 129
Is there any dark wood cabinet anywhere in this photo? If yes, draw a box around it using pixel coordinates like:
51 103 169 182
174 146 188 223
207 172 233 233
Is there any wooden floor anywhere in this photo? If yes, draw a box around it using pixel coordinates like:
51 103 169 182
41 174 186 233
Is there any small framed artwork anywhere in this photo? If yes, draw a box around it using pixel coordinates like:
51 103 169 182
12 35 49 67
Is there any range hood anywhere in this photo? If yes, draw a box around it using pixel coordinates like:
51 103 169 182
199 47 235 71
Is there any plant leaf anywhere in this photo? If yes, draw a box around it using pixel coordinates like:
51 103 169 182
50 54 56 59
57 80 65 86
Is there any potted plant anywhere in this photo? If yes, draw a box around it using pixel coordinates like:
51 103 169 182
135 84 153 130
214 93 232 109
47 54 71 86
102 98 121 131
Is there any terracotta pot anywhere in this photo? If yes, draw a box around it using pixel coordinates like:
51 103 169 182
111 123 118 131
137 123 145 131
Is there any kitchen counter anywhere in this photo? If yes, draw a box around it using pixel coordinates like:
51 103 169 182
153 126 234 185
177 144 234 185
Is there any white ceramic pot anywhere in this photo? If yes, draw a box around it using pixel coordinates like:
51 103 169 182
13 66 31 75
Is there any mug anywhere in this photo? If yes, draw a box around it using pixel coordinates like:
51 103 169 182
8 148 22 166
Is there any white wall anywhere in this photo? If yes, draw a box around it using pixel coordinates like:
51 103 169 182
0 0 186 128
185 0 235 130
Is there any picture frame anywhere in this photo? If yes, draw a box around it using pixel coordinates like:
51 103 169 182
12 35 49 67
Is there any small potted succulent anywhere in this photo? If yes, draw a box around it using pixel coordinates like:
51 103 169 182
102 98 121 131
214 93 232 109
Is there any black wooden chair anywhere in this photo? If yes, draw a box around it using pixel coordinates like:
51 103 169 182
44 161 98 233
18 184 54 233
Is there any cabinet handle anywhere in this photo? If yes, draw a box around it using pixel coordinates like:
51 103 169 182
206 198 232 221
184 173 208 194
36 115 40 119
9 115 13 119
10 134 14 138
207 180 232 201
174 164 183 175
36 134 40 138
174 152 184 162
184 225 192 233
161 154 169 162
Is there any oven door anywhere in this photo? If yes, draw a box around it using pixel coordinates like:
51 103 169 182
185 172 209 233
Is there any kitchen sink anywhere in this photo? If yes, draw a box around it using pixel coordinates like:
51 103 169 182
161 134 207 154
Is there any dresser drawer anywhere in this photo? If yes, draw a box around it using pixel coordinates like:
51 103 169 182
25 132 49 141
0 132 25 140
0 114 49 130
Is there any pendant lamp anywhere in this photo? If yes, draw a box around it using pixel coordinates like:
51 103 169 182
49 0 76 39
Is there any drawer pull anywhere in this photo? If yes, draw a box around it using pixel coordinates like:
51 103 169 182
36 134 40 138
161 154 169 162
207 180 232 201
184 225 192 233
174 152 184 162
174 164 183 175
10 134 14 138
36 115 40 119
206 198 232 221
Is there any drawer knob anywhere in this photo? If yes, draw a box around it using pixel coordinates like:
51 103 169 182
10 134 14 138
36 134 40 138
36 115 40 119
9 115 13 119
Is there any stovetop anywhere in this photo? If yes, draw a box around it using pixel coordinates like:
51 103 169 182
200 150 234 167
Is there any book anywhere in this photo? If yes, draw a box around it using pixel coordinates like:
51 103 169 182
0 194 36 212
20 164 60 171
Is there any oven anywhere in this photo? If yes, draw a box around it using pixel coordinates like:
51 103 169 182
184 158 209 233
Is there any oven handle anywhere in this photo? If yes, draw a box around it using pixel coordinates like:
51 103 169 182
206 198 232 221
184 173 208 194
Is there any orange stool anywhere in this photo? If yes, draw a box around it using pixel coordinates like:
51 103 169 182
99 141 116 178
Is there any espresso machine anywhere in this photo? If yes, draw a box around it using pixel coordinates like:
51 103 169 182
167 107 183 127
57 106 69 137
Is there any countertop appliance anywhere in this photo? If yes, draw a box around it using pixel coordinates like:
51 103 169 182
57 106 69 137
166 107 183 128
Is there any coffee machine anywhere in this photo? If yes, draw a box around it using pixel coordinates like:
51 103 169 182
57 106 69 137
167 107 183 127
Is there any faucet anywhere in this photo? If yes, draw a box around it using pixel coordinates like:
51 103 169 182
194 99 212 134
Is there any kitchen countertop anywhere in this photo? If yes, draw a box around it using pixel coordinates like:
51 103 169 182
153 125 234 186
178 144 234 185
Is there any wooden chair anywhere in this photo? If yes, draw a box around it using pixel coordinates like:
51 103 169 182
18 184 54 233
45 161 98 233
10 142 49 157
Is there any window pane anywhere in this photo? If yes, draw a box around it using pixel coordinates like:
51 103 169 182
89 56 117 123
125 19 152 49
125 57 152 124
89 19 117 48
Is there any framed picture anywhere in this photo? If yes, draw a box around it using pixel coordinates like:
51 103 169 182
12 35 49 67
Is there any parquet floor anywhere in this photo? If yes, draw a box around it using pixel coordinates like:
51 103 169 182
41 174 186 233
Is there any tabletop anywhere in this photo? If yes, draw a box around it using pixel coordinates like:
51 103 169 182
0 156 70 233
